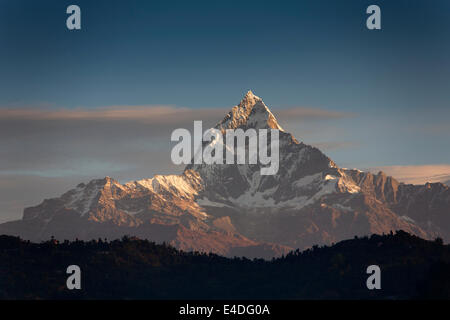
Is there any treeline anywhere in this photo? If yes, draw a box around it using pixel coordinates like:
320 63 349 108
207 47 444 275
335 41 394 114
0 231 449 299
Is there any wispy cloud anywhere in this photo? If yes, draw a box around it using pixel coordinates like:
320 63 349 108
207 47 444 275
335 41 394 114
0 105 353 123
370 164 450 185
276 107 354 122
420 123 450 135
0 106 228 124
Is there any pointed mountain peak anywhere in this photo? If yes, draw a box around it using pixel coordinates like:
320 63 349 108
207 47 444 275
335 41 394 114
216 91 284 131
83 176 124 192
89 176 116 186
238 90 262 110
240 90 261 106
245 89 256 97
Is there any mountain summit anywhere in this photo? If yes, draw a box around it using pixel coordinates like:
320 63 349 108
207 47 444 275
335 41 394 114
0 91 449 258
216 90 284 131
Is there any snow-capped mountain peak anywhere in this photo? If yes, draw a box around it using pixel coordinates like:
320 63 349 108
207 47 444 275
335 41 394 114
216 90 284 131
3 91 449 259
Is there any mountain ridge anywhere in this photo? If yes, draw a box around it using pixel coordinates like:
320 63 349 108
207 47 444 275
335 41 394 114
0 91 448 258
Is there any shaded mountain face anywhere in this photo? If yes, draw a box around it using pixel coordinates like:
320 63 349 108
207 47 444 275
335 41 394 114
1 91 449 258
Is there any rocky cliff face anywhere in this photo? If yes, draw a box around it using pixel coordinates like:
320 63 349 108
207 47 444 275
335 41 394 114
0 91 448 257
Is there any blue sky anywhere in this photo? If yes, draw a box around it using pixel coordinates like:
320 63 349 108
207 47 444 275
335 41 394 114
0 0 449 221
1 0 449 110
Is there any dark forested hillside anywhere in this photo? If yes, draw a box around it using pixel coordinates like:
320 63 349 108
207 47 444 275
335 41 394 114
0 231 449 300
